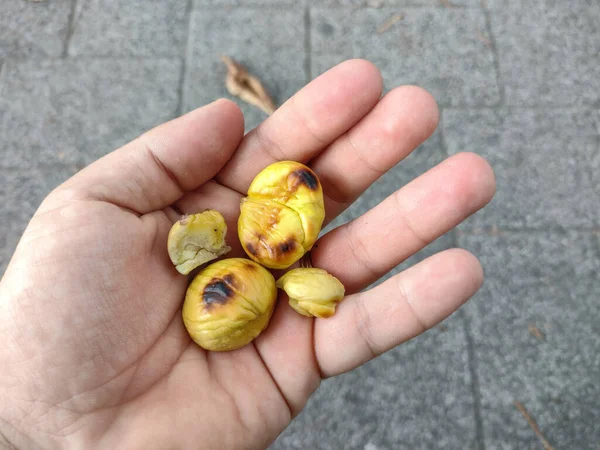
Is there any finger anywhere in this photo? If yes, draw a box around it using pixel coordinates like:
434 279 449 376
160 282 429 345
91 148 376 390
216 59 383 193
315 248 483 377
312 152 496 293
311 86 439 223
49 99 245 215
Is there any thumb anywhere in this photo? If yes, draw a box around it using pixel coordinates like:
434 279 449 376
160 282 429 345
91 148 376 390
46 99 244 215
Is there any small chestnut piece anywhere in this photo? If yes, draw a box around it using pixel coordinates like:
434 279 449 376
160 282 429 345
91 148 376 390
167 210 231 275
276 268 345 318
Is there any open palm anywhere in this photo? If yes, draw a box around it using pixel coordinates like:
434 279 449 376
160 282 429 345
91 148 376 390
0 60 495 450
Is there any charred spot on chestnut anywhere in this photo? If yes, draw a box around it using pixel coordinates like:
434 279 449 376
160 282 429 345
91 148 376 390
245 242 258 257
290 168 319 191
202 278 234 308
276 239 297 256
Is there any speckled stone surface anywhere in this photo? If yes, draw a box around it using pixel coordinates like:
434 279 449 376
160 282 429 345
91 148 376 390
487 0 600 106
0 58 180 169
443 107 600 230
459 231 600 450
183 7 306 132
69 0 188 57
311 7 500 106
0 0 72 58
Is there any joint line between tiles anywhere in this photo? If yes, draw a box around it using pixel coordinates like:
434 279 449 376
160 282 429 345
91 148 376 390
459 308 486 450
480 1 505 105
63 0 78 58
438 108 450 160
304 5 312 83
176 0 195 117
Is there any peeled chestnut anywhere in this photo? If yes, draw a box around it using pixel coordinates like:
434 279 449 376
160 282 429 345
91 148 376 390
182 258 277 351
238 161 325 269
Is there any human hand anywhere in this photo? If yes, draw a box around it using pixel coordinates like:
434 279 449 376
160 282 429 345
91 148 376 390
0 60 495 450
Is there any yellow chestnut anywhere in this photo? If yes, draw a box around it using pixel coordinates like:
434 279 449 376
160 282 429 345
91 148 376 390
238 161 325 269
276 268 345 318
182 258 277 351
167 210 231 275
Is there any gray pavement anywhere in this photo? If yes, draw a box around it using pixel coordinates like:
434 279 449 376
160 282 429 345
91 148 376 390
1 0 599 449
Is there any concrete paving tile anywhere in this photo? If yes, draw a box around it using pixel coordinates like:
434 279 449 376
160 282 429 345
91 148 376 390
443 107 600 229
184 7 306 132
459 231 600 449
311 7 500 106
487 0 600 106
69 0 188 57
0 58 181 169
0 0 71 58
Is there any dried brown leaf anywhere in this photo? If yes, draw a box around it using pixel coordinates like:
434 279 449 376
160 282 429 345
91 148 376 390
528 324 545 341
514 401 556 450
377 13 404 34
477 30 492 47
220 56 276 115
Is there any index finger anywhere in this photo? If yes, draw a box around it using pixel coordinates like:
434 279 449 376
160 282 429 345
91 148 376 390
215 59 383 194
